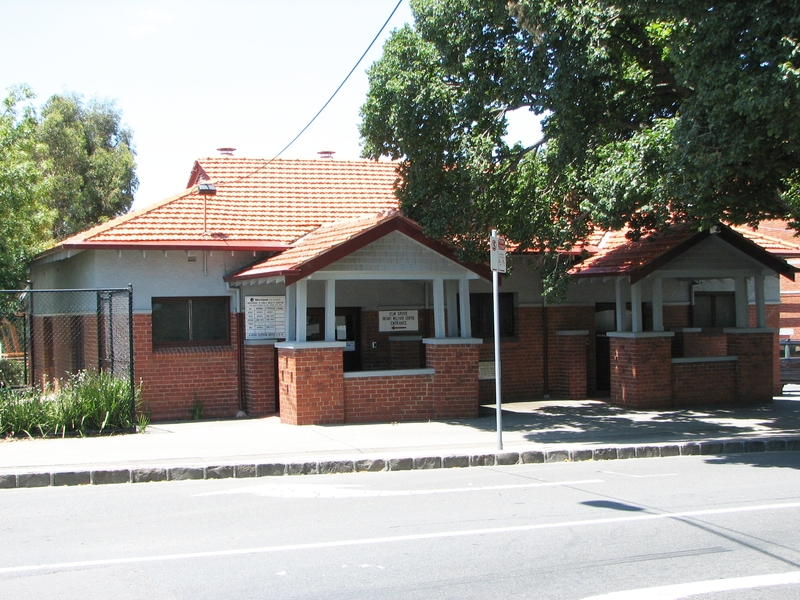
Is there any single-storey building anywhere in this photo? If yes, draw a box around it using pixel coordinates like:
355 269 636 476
29 155 798 423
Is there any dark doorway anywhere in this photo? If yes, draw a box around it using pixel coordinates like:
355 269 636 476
595 303 615 393
306 307 362 372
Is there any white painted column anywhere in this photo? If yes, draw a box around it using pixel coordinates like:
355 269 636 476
615 278 626 332
459 278 472 338
652 276 664 332
445 280 459 337
295 278 308 342
735 277 749 328
754 275 766 328
432 277 446 338
285 283 296 341
324 279 336 342
631 281 643 333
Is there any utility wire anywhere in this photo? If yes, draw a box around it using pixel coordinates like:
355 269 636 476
232 0 404 183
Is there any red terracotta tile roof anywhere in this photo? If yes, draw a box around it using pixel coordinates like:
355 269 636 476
732 220 800 258
226 210 491 285
50 158 401 252
570 224 797 282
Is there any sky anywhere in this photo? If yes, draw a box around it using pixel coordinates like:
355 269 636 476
1 0 540 211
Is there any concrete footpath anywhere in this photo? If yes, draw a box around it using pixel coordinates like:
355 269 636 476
2 387 800 489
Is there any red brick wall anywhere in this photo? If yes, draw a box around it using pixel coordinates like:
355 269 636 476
243 343 277 417
671 359 738 406
31 314 96 387
663 305 692 329
609 335 673 408
550 332 589 398
133 313 241 421
681 331 728 357
747 304 781 394
343 373 434 422
727 331 775 403
425 342 480 418
277 345 344 425
478 306 545 402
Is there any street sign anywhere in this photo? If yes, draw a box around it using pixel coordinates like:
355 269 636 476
490 234 507 273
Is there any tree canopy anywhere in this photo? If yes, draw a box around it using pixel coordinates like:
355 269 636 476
0 86 53 290
359 0 800 292
37 93 138 239
0 86 138 289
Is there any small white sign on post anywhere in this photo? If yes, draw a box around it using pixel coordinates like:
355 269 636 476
490 234 507 273
378 310 419 333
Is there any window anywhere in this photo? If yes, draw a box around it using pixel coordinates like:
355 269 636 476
693 292 736 328
470 293 514 338
152 297 230 347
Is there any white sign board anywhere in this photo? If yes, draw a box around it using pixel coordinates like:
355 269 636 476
378 310 419 333
490 234 507 273
245 296 286 339
478 361 496 380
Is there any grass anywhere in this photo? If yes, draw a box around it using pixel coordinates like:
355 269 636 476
0 370 143 438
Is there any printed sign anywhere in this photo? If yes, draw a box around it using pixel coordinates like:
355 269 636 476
490 234 507 273
378 310 419 333
245 296 286 339
479 360 496 380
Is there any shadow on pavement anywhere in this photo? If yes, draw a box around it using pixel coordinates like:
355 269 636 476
457 393 800 447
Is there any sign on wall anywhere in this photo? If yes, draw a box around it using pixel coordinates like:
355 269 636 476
245 296 286 339
378 309 419 333
478 361 496 380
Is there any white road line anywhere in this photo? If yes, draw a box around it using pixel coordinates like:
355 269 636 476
580 570 800 599
195 479 606 498
2 500 799 575
599 471 678 479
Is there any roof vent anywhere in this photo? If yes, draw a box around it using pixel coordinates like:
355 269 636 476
317 150 335 160
217 147 236 156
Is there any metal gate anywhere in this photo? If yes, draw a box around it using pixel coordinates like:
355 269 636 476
0 287 135 414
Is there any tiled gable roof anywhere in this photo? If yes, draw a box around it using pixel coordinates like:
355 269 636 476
226 210 491 285
50 158 400 252
570 224 797 282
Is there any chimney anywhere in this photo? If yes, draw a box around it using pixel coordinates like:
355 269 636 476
317 150 335 160
217 147 236 156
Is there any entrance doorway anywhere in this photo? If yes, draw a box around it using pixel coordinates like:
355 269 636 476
305 307 362 372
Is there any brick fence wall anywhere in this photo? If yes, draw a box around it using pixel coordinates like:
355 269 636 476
277 344 344 425
671 359 738 406
343 372 434 422
609 334 674 408
243 342 277 417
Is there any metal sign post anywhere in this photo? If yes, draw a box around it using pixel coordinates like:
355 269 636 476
490 229 506 451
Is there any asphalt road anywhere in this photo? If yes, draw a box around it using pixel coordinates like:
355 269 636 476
1 452 799 599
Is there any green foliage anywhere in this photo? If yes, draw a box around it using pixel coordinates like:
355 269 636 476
0 358 25 387
190 395 204 420
0 370 142 437
37 93 138 239
360 0 800 296
0 85 138 289
0 86 54 289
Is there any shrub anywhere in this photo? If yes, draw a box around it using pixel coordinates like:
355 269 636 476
0 370 142 437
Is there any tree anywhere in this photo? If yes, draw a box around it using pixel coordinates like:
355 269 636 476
360 0 800 293
37 93 138 239
0 86 53 290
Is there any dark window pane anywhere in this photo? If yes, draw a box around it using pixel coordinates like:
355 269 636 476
192 298 229 342
152 297 228 347
153 299 190 343
714 294 736 328
470 293 514 337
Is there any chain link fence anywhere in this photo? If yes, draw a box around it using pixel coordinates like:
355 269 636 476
0 288 134 412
